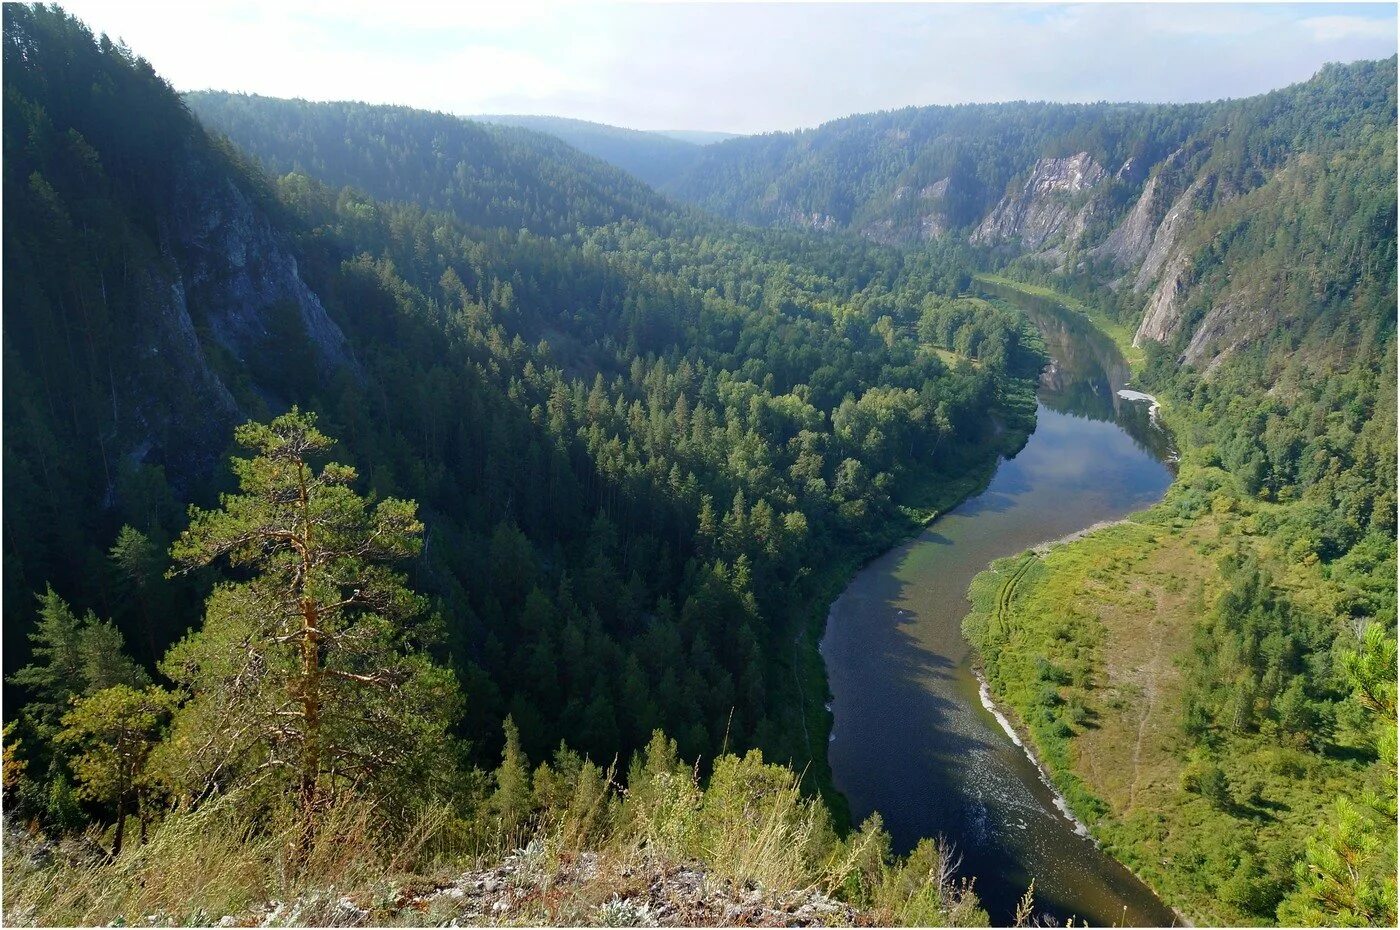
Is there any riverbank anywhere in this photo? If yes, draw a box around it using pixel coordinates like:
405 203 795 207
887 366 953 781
956 277 1197 920
793 368 1040 827
970 657 1196 930
973 274 1144 368
962 453 1390 924
954 276 1194 920
820 275 1181 925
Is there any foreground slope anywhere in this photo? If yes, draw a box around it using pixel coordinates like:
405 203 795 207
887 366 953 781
3 3 1036 878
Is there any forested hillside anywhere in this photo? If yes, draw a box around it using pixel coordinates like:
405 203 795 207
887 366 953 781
469 114 710 189
950 62 1397 930
3 4 1395 928
660 44 1396 928
3 10 1036 915
666 100 1207 238
182 92 685 238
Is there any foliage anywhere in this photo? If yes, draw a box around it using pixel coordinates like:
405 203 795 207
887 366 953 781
2 0 1042 814
7 588 148 772
56 684 175 853
965 463 1396 926
3 7 1395 929
156 410 462 833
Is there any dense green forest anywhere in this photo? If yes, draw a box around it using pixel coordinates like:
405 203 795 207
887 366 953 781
467 114 713 190
182 91 688 239
954 61 1397 930
3 4 1395 928
2 8 1035 913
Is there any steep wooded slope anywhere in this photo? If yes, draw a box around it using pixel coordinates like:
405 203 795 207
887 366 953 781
4 6 1035 797
184 92 685 237
470 114 707 188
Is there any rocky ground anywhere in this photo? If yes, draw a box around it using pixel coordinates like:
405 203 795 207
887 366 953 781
215 848 870 927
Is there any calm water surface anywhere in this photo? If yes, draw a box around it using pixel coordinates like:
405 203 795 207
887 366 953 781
820 289 1177 926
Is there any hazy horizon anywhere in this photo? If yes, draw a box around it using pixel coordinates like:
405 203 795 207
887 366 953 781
53 2 1400 136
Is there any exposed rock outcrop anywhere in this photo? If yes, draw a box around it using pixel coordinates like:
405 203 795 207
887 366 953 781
1134 174 1210 291
1131 167 1248 353
170 150 354 375
860 217 902 245
971 153 1107 251
200 850 870 928
107 144 358 489
792 210 840 232
1182 295 1266 368
921 177 951 201
1094 172 1169 270
1132 249 1194 347
918 211 948 240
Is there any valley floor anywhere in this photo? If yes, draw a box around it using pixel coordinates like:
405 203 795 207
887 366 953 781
965 473 1390 925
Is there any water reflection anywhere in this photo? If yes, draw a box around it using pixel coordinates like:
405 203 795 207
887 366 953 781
821 284 1178 927
977 280 1175 461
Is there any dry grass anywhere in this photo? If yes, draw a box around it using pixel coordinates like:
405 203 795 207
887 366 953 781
1048 521 1206 815
4 745 991 927
2 791 461 927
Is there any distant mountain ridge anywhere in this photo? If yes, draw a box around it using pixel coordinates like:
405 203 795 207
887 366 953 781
189 61 1397 376
663 58 1396 368
469 114 740 188
653 129 742 145
183 92 684 236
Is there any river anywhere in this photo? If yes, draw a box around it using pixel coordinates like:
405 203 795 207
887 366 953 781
820 286 1178 926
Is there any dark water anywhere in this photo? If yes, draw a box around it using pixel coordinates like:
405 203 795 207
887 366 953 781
820 289 1178 926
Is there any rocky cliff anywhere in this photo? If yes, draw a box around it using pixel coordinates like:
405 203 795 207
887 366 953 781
971 153 1108 253
105 145 358 488
169 149 354 378
667 60 1396 375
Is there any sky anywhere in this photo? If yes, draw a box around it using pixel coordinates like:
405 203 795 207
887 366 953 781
59 1 1398 135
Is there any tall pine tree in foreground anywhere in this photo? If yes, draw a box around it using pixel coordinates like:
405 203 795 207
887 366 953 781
155 409 461 855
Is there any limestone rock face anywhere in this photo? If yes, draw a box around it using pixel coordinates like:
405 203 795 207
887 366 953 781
1183 295 1267 368
109 143 358 488
1095 171 1169 270
921 177 951 201
791 210 839 232
1134 174 1213 292
170 148 355 375
971 153 1108 251
1133 249 1194 347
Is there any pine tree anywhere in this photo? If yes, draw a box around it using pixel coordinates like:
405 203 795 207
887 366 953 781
157 409 460 854
58 684 175 854
8 588 148 743
491 715 535 844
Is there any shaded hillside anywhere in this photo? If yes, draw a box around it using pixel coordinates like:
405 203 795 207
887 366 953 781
4 7 360 662
471 114 706 188
183 92 685 237
5 5 1036 806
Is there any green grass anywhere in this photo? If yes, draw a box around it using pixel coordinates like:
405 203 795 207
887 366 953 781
3 739 992 927
930 346 979 369
973 273 1145 368
962 478 1386 926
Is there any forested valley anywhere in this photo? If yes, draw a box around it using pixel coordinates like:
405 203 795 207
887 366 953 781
2 4 1395 928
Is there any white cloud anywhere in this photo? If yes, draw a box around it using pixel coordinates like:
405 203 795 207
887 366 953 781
54 1 1400 133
